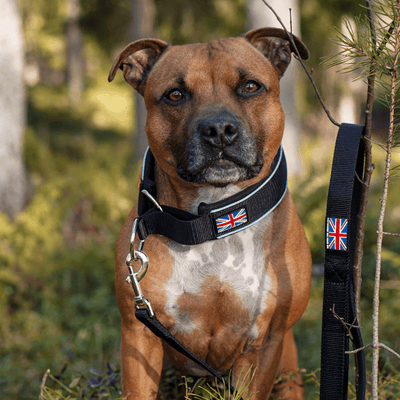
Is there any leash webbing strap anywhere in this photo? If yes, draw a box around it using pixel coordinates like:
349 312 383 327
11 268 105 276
135 309 243 400
320 123 366 400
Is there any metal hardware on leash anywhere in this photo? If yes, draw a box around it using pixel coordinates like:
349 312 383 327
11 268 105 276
125 218 154 317
129 218 145 254
141 189 163 212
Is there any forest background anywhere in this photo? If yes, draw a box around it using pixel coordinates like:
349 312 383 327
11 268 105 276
1 0 400 398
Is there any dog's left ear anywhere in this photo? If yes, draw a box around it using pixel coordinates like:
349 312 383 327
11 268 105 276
245 28 309 79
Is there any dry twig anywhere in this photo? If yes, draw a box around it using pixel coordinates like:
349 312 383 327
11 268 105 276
347 342 400 361
39 369 51 400
382 231 400 237
331 305 362 337
371 2 400 398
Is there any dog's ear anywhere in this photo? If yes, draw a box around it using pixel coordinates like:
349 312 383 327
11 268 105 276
245 28 309 79
108 39 168 95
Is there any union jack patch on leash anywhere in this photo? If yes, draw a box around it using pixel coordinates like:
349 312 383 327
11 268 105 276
215 208 247 234
326 217 348 251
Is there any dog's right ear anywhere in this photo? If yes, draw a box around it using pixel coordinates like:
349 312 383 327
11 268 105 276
108 39 168 95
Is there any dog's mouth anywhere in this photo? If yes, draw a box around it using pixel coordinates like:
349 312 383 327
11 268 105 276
175 111 264 187
177 152 264 187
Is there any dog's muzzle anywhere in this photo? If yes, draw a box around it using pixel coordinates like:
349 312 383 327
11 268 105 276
177 113 264 187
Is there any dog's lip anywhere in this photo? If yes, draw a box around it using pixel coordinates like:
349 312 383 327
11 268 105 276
211 152 249 168
207 159 240 173
214 158 234 166
181 155 245 176
177 155 263 186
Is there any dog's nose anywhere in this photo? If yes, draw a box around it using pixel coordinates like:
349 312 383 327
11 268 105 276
200 114 239 148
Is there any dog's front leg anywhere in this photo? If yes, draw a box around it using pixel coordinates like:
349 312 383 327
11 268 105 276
233 328 300 400
121 320 164 400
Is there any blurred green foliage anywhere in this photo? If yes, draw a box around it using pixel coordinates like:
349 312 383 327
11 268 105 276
0 96 133 398
1 0 400 399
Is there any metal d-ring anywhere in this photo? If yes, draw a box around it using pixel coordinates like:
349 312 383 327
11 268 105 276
141 189 163 212
129 218 144 257
125 218 154 317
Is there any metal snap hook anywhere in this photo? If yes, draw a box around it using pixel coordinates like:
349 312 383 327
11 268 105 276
126 250 149 282
125 219 154 317
129 218 144 258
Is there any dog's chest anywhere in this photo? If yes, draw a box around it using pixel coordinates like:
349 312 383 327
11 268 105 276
165 215 272 338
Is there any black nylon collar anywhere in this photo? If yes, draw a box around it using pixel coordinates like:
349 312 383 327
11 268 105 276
136 146 287 245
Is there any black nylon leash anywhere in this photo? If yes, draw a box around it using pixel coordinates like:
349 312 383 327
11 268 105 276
320 123 366 400
135 309 240 397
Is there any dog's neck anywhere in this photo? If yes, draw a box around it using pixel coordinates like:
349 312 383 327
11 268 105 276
135 145 287 245
152 153 279 215
152 163 242 213
188 185 242 214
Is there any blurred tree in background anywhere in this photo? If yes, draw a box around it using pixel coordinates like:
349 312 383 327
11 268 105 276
1 0 399 399
0 0 29 219
248 0 304 176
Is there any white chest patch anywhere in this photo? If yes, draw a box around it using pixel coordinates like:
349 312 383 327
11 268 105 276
165 184 273 338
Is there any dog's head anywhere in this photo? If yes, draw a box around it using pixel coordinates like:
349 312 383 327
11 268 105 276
109 28 309 187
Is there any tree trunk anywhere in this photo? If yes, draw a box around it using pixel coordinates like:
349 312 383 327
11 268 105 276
0 0 29 218
66 0 84 106
247 0 301 176
130 0 155 161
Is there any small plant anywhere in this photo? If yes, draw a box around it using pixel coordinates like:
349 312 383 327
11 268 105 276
40 363 123 400
183 367 257 400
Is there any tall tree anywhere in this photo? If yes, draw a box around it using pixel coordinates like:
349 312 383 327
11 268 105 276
0 0 29 218
247 0 302 176
130 0 155 160
67 0 84 106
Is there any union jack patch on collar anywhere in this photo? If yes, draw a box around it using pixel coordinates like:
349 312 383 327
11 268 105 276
326 217 348 251
215 208 247 234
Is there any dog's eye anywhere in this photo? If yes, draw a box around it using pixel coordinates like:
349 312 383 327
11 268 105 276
243 81 261 93
166 89 183 102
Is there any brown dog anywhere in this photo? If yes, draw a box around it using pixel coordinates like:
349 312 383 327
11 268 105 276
109 28 312 400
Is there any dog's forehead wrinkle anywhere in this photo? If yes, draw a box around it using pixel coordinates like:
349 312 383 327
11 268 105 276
207 40 219 60
158 41 245 87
